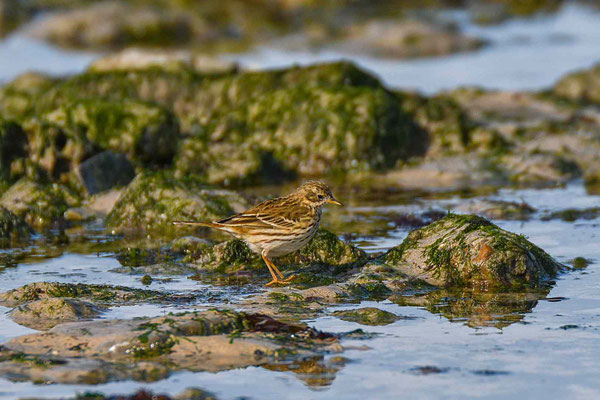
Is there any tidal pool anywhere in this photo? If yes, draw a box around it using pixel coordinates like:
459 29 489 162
0 182 598 399
1 3 600 399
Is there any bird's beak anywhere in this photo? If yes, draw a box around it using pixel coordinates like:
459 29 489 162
328 198 343 206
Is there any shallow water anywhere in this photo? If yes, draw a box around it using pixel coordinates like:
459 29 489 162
1 4 600 93
0 34 98 84
231 3 600 93
0 182 599 399
1 4 600 399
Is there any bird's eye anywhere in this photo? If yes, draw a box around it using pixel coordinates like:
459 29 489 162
318 195 325 200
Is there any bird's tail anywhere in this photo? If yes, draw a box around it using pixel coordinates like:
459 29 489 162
172 221 217 228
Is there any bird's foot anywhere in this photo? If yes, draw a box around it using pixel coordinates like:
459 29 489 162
265 275 295 287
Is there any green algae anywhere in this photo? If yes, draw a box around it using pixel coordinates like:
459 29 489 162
0 282 161 307
106 172 248 235
333 307 400 326
0 206 33 243
553 63 600 105
189 228 367 282
0 179 72 229
2 61 426 185
383 213 563 288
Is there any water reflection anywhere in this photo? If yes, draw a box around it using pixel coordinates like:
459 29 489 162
391 287 551 329
262 355 348 389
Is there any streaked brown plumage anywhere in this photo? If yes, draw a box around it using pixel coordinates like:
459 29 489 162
174 181 342 286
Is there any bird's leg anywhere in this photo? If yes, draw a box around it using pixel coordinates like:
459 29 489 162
262 256 279 286
261 252 295 286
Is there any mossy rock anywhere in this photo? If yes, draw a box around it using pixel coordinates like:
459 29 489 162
36 98 180 167
0 206 33 243
333 307 400 326
106 172 249 234
190 229 366 275
174 62 424 183
0 281 161 307
191 239 265 274
279 229 366 266
0 309 336 384
20 61 425 184
454 199 536 220
553 63 600 105
398 92 509 157
9 297 104 330
0 179 71 229
0 118 28 182
382 214 563 288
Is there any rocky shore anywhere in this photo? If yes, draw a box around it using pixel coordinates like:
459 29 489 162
0 44 599 388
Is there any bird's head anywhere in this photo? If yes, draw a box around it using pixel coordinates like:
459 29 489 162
295 181 343 208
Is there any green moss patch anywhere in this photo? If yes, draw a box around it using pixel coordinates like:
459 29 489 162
382 213 563 288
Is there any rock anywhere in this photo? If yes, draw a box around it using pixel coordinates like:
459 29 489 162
447 88 570 124
378 155 507 191
333 307 400 326
9 297 104 330
469 0 561 25
76 150 135 195
173 62 424 184
25 0 291 51
176 388 219 400
190 229 366 279
106 173 249 234
0 179 70 229
18 61 424 185
0 72 58 120
0 282 162 308
63 206 98 222
141 274 153 285
0 206 33 242
571 257 591 269
0 310 340 384
541 207 600 222
0 0 29 36
0 118 28 182
454 199 536 220
382 214 563 288
279 229 366 266
90 48 238 74
35 98 180 168
341 19 484 59
553 63 600 105
28 1 193 49
501 152 581 185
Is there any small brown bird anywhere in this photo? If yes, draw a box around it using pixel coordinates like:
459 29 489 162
174 181 342 286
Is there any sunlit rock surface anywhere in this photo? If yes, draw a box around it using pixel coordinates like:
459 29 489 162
0 310 340 384
382 214 563 288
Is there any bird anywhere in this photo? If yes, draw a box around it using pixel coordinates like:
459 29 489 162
173 181 342 286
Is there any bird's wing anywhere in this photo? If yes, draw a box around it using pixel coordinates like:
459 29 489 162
216 212 298 231
215 197 305 231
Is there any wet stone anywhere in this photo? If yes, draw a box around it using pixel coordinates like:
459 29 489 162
106 172 249 235
9 297 104 330
0 179 71 229
76 150 135 195
553 63 600 105
0 310 341 384
0 281 164 308
0 206 33 243
0 118 28 182
189 229 367 283
381 214 563 288
333 307 401 326
453 199 536 220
